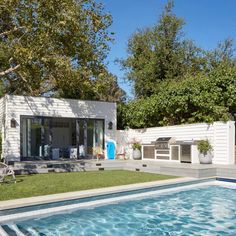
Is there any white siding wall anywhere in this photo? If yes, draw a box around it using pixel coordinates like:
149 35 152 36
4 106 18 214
0 97 5 158
4 95 116 161
0 97 4 130
116 121 235 165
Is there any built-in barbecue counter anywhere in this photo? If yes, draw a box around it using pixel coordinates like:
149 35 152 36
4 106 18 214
142 137 198 163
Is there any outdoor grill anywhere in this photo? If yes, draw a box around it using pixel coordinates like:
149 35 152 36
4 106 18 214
152 137 175 150
150 137 176 160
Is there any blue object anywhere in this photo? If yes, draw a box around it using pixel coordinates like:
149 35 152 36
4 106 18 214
106 141 115 160
6 184 236 235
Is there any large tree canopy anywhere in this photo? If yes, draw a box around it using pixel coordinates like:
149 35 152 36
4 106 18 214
121 61 236 128
121 1 205 98
118 0 236 129
0 0 124 101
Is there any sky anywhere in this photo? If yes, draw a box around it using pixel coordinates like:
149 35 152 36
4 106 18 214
101 0 236 98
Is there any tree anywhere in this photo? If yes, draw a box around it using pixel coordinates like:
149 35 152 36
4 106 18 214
121 0 204 98
123 61 236 129
205 38 236 70
93 70 126 102
118 0 236 129
0 0 114 99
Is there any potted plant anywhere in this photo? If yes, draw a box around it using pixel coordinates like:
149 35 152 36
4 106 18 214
197 140 213 164
132 142 142 160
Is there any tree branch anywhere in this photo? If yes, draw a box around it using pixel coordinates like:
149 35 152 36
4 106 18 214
0 64 20 77
0 27 25 37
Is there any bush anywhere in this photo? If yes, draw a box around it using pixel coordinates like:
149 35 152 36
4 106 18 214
197 140 213 155
132 142 141 151
123 63 236 129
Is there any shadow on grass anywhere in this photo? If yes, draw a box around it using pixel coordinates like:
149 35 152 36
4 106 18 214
0 175 31 185
0 179 23 185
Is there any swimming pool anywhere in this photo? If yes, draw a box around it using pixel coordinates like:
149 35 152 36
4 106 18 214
1 180 236 235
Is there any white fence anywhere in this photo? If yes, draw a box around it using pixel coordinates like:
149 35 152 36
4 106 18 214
116 121 235 165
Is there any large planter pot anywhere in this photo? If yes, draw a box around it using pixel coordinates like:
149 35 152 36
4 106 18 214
199 152 213 164
133 149 141 160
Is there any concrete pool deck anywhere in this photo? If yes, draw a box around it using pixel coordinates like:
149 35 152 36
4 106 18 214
0 177 196 210
13 159 236 178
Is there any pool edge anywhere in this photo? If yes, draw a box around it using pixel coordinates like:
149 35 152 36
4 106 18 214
0 177 197 210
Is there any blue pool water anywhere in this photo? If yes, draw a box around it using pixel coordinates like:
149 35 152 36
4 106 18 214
0 179 210 216
4 185 236 236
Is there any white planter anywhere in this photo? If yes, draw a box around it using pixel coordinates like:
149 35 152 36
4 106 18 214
199 152 213 164
133 149 141 160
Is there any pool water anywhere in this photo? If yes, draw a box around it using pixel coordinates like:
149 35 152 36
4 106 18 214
0 179 209 217
4 185 236 236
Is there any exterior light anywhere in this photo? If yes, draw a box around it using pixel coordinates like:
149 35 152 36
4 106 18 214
108 121 113 130
11 118 16 128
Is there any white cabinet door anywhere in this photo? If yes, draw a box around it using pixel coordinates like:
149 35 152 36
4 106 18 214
170 145 180 161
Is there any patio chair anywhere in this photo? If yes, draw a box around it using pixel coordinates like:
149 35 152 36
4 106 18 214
0 162 16 183
93 147 104 161
116 146 125 160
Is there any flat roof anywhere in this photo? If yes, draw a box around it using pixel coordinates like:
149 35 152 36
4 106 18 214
5 94 117 104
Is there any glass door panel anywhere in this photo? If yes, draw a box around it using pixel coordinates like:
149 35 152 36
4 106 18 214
42 118 51 158
77 120 86 157
21 117 51 158
95 120 104 150
87 120 94 155
27 118 42 157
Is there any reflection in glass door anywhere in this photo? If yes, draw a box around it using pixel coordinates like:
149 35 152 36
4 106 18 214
77 119 104 158
77 120 87 157
21 117 104 159
87 120 94 155
21 118 42 157
95 120 104 150
21 117 52 158
42 118 52 158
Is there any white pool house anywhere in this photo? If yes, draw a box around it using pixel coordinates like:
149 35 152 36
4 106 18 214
0 95 116 162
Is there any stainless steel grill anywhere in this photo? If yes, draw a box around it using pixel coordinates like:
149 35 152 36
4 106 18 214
151 137 175 160
152 137 173 150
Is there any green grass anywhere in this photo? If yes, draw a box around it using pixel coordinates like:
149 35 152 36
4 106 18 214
0 170 177 201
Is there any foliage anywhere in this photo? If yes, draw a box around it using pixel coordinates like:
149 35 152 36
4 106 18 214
123 61 236 128
132 142 141 151
0 171 177 201
92 71 126 102
117 102 128 130
197 140 213 155
0 0 124 102
118 0 236 129
129 137 142 150
120 1 205 98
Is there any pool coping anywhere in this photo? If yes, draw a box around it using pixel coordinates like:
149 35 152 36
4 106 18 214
0 177 196 210
1 176 236 236
0 225 8 236
0 181 219 224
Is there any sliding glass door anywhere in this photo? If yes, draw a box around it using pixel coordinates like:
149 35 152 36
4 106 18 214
21 116 104 159
77 119 104 158
21 117 51 158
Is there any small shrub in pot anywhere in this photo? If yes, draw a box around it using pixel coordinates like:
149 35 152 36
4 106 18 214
197 140 213 164
131 141 142 160
132 143 141 151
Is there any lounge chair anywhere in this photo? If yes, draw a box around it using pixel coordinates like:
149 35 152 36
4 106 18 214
0 162 16 183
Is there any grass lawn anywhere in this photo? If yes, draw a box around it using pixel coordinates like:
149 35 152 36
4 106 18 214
0 170 177 201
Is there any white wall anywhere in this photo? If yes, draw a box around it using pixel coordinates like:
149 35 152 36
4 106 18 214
0 97 5 159
0 97 4 131
3 95 116 161
116 121 235 165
